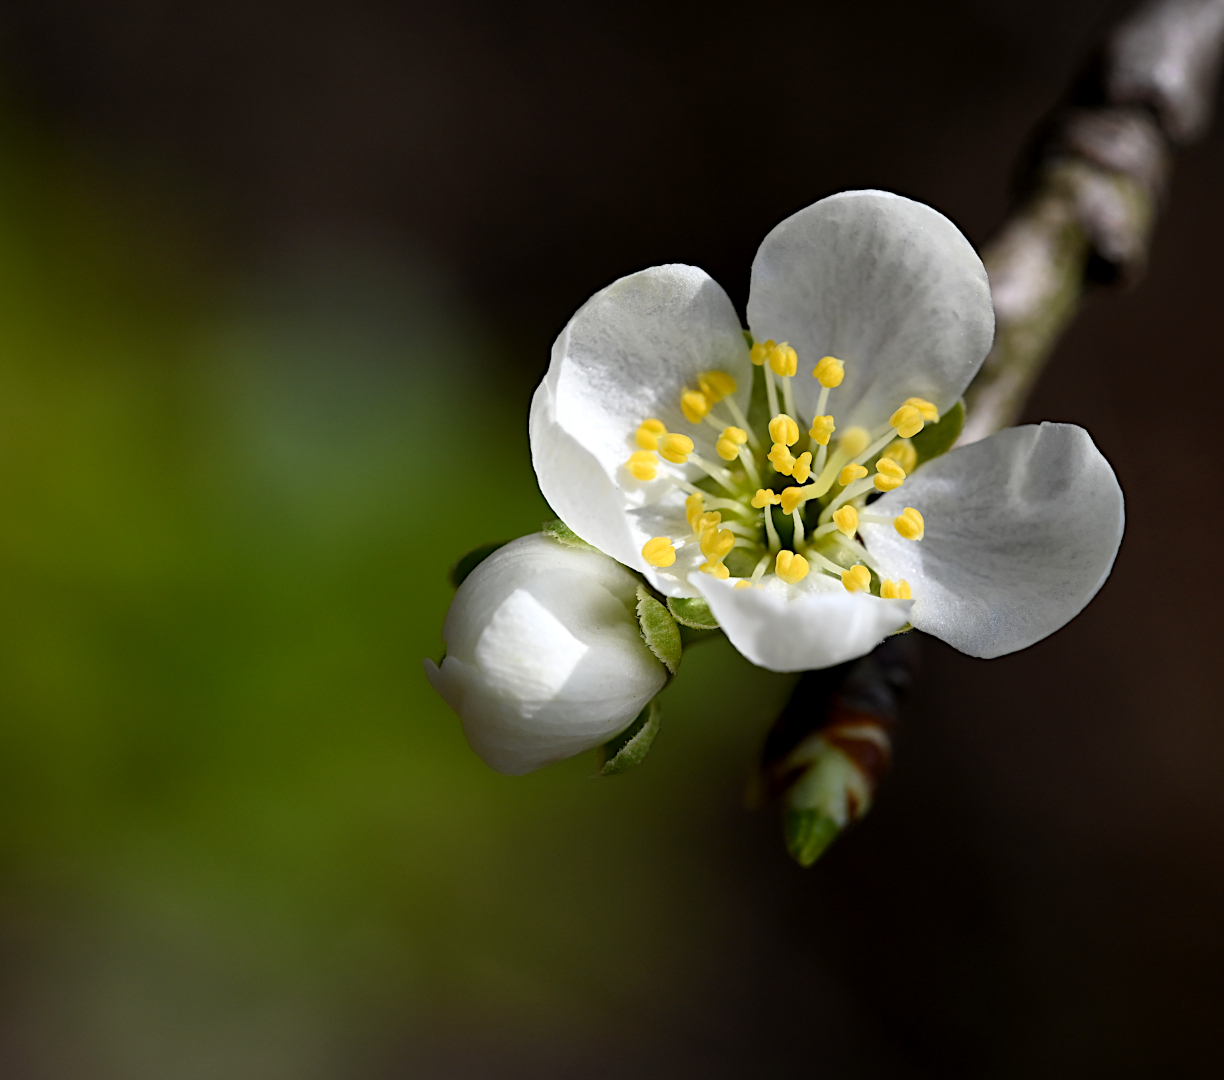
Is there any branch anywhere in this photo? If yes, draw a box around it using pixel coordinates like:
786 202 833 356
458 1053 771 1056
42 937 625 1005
960 0 1224 443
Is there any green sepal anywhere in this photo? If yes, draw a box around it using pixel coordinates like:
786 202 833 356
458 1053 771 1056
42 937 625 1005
596 699 662 777
667 595 719 630
449 541 509 588
635 585 681 674
909 398 964 465
784 809 841 867
541 518 589 547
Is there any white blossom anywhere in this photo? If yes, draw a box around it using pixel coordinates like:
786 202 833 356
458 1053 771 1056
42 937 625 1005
530 190 1124 672
424 533 668 774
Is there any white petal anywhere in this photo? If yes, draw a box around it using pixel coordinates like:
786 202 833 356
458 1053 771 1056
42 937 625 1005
530 264 752 595
430 534 668 774
747 190 994 430
696 572 913 673
860 423 1125 659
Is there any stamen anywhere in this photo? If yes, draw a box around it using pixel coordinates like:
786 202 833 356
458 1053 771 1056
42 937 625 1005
659 433 695 464
769 414 800 447
813 356 845 388
698 371 737 403
688 453 738 491
889 404 925 439
753 339 781 417
700 527 735 562
775 550 809 585
839 462 869 488
873 457 906 492
752 488 782 552
806 549 852 578
894 507 925 540
782 374 797 421
699 561 731 580
642 537 677 567
673 478 756 517
792 509 805 546
902 397 939 422
779 485 811 515
832 505 859 537
887 438 917 472
809 415 836 446
738 445 761 487
853 429 899 465
750 554 771 582
715 426 749 461
680 390 711 424
685 492 705 528
769 343 798 377
808 426 873 498
820 475 876 521
625 450 659 481
768 443 798 476
880 579 913 600
841 565 871 593
791 452 812 484
720 395 758 447
734 579 754 590
833 532 881 573
636 418 666 450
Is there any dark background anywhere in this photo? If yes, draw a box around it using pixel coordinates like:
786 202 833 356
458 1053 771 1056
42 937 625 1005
0 1 1219 1076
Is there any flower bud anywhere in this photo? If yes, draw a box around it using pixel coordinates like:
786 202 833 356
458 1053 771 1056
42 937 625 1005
424 533 668 775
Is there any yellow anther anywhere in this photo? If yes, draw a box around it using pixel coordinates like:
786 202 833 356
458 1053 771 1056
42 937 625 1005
832 505 859 538
685 492 705 527
626 450 659 481
642 537 676 567
751 489 781 509
889 404 925 439
775 550 810 585
838 426 871 458
894 507 925 541
660 432 695 464
680 390 711 424
780 486 808 515
750 340 772 366
635 418 667 450
792 452 813 484
874 457 906 493
841 565 871 593
715 426 748 461
839 462 868 487
768 443 797 476
693 511 722 537
700 527 735 561
733 579 754 590
699 560 731 580
769 342 798 377
887 438 917 472
698 371 737 403
809 415 836 446
880 579 913 600
813 355 845 387
769 414 800 447
903 397 939 422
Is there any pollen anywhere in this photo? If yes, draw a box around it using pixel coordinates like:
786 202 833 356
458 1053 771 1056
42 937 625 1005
894 507 925 540
769 414 800 447
750 340 773 366
792 451 813 483
832 505 859 537
839 462 868 487
841 565 871 593
813 356 845 388
635 418 666 450
626 450 658 481
838 426 871 458
681 390 711 424
715 425 748 461
775 550 810 585
889 404 925 439
659 432 695 464
768 443 798 476
751 489 781 509
903 396 939 422
880 579 913 599
642 537 676 567
887 438 917 472
699 371 737 403
780 486 808 515
769 342 798 377
874 457 906 492
809 415 836 446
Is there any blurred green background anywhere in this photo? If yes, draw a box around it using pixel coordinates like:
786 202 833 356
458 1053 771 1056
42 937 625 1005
0 2 1221 1076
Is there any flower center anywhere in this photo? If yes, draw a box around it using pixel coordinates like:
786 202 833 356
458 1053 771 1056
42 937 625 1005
625 343 938 600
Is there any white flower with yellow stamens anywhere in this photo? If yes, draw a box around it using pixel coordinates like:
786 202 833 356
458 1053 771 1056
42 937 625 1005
530 190 1124 672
